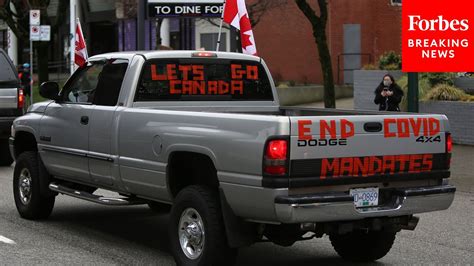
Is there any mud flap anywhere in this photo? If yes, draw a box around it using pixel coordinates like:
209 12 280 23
219 188 258 248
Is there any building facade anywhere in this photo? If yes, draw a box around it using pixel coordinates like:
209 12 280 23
1 0 402 85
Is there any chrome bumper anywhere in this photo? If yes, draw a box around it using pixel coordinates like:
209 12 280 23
274 185 456 223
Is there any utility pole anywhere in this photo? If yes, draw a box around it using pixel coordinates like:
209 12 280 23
137 0 146 50
407 72 419 112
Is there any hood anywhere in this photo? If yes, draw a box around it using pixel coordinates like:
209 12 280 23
27 101 53 113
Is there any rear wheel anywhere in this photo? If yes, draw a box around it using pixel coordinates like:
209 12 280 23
330 230 396 262
13 151 55 220
169 185 237 266
0 139 13 166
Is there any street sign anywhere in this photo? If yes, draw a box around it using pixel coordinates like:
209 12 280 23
30 25 40 41
30 10 40 26
147 0 224 18
40 25 51 41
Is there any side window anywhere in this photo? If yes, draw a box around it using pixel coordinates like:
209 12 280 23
61 59 128 106
93 59 128 106
62 63 104 104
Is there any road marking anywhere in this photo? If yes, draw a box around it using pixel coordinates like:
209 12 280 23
0 235 16 245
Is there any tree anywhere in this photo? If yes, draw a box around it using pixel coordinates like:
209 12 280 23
0 0 69 84
295 0 335 108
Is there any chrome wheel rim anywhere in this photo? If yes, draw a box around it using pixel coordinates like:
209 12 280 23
178 208 205 260
18 168 32 205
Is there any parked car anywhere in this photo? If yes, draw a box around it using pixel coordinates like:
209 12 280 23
0 48 24 166
10 51 455 265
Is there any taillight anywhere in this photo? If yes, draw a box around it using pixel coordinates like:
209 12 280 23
263 139 288 176
446 132 452 168
446 133 452 153
18 88 24 109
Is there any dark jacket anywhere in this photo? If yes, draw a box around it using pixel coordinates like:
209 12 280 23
374 83 403 111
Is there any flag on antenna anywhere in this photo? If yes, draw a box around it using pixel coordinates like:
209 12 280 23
223 0 257 56
75 19 88 67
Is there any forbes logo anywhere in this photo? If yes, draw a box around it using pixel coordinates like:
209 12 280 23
408 15 469 31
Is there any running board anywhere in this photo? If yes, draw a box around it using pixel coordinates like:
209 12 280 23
49 183 146 206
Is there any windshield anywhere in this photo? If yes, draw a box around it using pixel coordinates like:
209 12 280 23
135 59 274 101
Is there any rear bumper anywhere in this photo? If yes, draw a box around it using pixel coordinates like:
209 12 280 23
274 185 456 223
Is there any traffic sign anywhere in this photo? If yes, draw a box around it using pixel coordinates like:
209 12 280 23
40 25 51 41
30 10 40 26
30 25 40 41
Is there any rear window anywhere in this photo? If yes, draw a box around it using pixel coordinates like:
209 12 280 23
135 59 273 101
0 52 17 83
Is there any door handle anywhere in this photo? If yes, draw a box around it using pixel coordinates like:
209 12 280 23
80 116 89 125
364 122 382 132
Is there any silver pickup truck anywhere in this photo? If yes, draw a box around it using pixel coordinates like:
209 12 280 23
10 51 455 265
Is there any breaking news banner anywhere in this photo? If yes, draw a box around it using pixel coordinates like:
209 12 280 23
402 0 474 72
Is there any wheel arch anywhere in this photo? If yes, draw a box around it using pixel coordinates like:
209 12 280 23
13 130 38 159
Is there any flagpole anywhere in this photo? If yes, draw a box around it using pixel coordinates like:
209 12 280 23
69 0 76 75
216 0 227 52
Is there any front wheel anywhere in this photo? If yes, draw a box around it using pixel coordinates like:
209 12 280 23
330 230 396 262
169 185 237 266
13 151 55 220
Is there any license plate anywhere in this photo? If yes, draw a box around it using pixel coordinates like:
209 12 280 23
350 187 379 208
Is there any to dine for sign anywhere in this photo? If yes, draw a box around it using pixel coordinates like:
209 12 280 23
147 0 224 18
402 0 474 71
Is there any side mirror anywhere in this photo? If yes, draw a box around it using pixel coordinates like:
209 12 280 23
39 82 60 101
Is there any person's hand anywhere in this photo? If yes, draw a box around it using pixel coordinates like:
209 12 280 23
381 91 387 97
386 91 394 96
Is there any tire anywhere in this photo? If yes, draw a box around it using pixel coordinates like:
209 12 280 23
13 151 55 220
148 201 171 213
330 230 396 262
169 185 237 266
0 139 14 166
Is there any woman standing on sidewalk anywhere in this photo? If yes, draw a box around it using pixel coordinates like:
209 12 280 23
374 74 404 111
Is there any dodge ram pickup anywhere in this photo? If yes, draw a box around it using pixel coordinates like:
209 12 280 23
10 51 455 265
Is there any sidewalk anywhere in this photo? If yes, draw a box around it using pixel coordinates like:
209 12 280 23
293 97 474 193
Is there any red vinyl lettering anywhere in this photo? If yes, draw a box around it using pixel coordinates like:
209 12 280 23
339 158 354 176
429 118 440 136
384 119 397 138
422 154 433 171
340 119 355 138
409 154 423 173
298 120 312 140
409 118 423 136
320 120 337 139
397 118 410 138
353 157 369 177
321 158 340 179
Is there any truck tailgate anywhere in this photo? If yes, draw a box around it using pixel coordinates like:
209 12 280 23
289 114 450 186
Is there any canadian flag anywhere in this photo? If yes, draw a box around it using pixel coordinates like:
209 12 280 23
75 19 88 67
223 0 257 56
